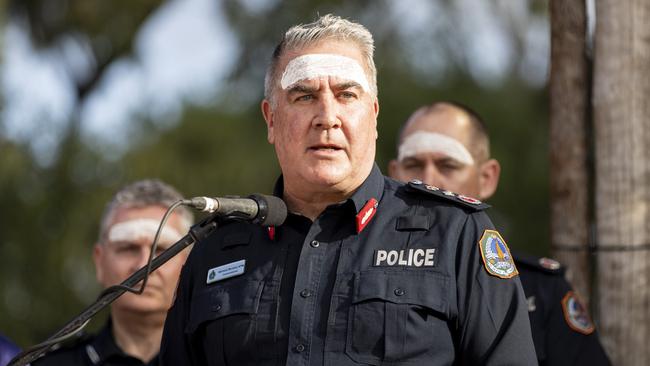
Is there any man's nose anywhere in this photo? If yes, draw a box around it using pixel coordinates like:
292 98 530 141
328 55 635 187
313 94 340 129
422 164 444 189
134 247 151 270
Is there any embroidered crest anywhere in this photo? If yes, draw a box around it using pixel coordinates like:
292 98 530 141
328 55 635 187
356 198 378 233
478 230 518 279
562 291 595 335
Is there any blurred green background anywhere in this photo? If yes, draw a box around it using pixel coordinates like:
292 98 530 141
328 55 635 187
0 0 549 346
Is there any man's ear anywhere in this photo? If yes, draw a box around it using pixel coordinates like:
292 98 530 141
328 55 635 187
373 98 379 140
93 244 105 284
478 158 501 200
261 99 275 144
388 159 399 179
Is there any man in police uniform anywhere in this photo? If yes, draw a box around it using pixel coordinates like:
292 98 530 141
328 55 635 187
160 14 537 365
388 101 611 365
34 179 193 366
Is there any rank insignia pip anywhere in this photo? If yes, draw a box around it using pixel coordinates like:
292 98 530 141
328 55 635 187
478 230 518 279
562 291 595 335
539 257 561 270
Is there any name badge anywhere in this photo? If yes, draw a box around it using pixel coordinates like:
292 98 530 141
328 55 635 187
207 259 246 284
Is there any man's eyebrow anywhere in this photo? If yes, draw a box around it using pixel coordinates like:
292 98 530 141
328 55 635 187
287 84 317 95
333 81 363 91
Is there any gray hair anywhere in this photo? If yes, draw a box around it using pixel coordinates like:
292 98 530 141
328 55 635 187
97 179 193 243
264 14 377 105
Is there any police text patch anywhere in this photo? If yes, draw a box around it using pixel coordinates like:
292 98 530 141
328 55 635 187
374 248 436 267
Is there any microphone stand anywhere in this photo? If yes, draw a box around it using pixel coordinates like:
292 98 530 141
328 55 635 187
8 213 221 366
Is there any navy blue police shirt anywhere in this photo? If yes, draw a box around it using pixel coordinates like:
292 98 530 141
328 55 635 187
514 253 611 365
31 321 158 366
160 165 537 365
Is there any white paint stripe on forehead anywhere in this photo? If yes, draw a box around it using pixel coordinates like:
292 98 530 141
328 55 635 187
107 219 183 244
398 131 475 165
280 54 370 92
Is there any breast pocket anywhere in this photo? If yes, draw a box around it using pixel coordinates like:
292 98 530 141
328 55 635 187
186 278 264 356
345 270 451 365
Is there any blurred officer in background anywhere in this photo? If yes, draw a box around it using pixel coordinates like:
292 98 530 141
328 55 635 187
389 101 611 366
34 179 193 366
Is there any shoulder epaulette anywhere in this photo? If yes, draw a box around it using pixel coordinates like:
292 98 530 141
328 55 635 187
512 251 564 275
405 180 490 211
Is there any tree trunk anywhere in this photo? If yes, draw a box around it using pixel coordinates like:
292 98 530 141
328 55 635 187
548 0 592 303
593 0 650 364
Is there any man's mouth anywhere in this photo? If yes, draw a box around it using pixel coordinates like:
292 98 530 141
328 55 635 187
309 143 343 152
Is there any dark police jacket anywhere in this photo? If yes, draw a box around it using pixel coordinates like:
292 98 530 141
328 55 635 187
161 165 537 365
515 253 611 366
31 322 158 366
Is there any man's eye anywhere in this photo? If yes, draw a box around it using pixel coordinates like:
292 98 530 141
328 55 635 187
437 162 462 172
338 91 357 99
402 162 423 171
295 94 314 102
116 245 139 254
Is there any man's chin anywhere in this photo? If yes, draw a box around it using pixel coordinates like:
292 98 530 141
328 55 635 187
114 293 169 314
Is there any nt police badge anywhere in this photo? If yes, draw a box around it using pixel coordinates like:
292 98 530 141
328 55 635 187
478 230 518 279
562 291 595 335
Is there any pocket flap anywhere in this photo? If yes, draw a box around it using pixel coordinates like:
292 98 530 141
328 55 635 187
186 279 263 333
352 270 448 313
222 231 252 249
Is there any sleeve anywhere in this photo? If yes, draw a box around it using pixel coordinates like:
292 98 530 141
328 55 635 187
454 211 538 365
544 276 611 365
160 251 205 366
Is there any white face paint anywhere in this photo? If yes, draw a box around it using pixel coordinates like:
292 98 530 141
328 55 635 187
398 131 475 165
107 219 183 244
280 53 370 92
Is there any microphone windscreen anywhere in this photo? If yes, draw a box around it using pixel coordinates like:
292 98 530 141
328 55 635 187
251 194 287 226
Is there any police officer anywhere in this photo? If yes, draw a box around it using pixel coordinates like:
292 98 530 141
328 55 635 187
33 179 193 366
161 14 537 365
388 101 611 365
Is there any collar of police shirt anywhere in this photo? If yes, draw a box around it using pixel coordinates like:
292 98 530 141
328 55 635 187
272 163 385 219
84 320 159 366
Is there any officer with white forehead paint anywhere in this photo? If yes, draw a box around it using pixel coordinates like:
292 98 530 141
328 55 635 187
389 101 611 366
33 179 193 366
161 14 537 366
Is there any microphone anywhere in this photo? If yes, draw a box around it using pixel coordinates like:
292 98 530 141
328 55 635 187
183 194 287 226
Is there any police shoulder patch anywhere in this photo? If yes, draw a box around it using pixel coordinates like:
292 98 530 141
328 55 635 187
478 230 518 279
406 180 490 211
562 291 595 335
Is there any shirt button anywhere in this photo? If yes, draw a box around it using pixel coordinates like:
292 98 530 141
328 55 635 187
295 344 306 353
310 240 320 248
300 289 312 298
394 288 405 296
